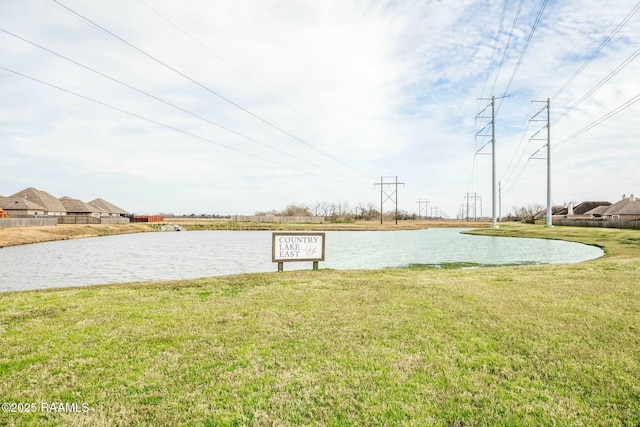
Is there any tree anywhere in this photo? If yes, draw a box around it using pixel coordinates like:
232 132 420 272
512 203 544 220
282 203 311 216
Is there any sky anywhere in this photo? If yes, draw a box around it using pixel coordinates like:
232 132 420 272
1 0 638 217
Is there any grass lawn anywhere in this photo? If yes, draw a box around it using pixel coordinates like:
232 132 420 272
1 224 639 426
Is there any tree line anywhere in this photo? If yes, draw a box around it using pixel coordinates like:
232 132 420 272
255 201 422 222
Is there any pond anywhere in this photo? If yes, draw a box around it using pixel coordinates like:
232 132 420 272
0 228 603 292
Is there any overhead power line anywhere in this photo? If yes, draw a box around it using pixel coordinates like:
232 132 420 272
49 0 373 181
0 65 360 187
503 94 640 198
553 45 640 125
552 1 640 99
554 94 640 150
0 27 362 183
489 0 524 98
136 0 375 180
532 0 611 100
498 0 548 105
477 0 509 101
499 1 633 200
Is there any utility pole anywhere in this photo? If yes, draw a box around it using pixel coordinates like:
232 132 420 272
474 192 477 221
490 96 497 228
529 98 552 227
498 181 502 222
477 95 507 228
465 193 470 221
546 98 552 228
464 192 482 221
417 198 430 220
374 176 405 225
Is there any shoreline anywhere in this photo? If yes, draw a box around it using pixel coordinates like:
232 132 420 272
0 219 489 248
0 223 156 248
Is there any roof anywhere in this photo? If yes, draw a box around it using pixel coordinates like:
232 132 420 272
88 198 128 215
533 206 565 220
9 187 67 214
584 205 610 215
0 196 46 211
59 196 99 214
573 201 611 215
600 196 640 216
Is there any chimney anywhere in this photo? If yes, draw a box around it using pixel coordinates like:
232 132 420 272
567 202 574 215
631 194 636 202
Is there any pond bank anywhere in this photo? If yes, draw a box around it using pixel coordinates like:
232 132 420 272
0 223 155 248
0 220 487 248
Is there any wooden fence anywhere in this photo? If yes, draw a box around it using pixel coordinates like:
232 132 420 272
0 216 129 228
56 216 130 225
230 215 325 224
99 217 130 224
0 218 58 228
57 216 102 225
129 215 164 223
555 219 640 230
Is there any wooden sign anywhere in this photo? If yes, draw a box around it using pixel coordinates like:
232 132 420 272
272 232 325 271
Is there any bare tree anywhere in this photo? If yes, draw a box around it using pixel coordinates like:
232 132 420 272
512 203 544 220
282 203 311 216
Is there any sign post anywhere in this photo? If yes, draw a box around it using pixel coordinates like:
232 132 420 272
272 232 325 271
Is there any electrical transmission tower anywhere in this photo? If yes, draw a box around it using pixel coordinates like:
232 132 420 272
529 98 552 227
463 192 482 221
477 95 508 228
416 198 430 220
374 176 405 225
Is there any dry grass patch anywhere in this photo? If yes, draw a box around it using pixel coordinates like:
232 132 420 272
0 224 154 248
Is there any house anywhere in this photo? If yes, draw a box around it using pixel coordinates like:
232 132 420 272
59 197 102 218
9 187 67 216
567 201 611 216
563 201 612 218
583 205 610 218
591 194 640 220
0 197 47 217
532 206 566 221
88 198 128 217
532 201 613 222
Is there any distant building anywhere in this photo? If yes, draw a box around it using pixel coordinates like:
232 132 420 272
88 198 128 217
532 206 566 221
0 187 131 225
532 201 612 222
589 194 640 220
566 201 612 216
59 196 102 218
0 196 47 217
583 205 610 218
9 187 67 216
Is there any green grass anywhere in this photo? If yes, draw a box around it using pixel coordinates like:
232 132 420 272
1 224 639 425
